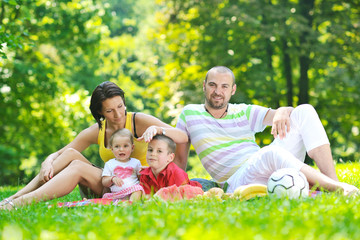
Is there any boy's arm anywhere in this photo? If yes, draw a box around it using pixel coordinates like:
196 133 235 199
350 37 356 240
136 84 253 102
173 141 191 171
135 161 142 176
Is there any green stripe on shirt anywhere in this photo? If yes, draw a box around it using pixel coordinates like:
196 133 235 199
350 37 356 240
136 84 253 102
198 139 257 159
246 105 252 120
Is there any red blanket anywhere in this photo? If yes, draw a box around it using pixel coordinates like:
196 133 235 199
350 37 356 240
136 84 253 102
56 198 124 208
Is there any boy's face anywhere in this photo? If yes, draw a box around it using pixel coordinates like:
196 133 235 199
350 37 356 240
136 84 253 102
146 139 174 173
111 136 134 162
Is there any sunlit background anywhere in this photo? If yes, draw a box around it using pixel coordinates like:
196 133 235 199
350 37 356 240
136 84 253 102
1 0 359 185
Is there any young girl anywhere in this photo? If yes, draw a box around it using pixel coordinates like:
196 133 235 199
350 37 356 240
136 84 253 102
102 129 144 201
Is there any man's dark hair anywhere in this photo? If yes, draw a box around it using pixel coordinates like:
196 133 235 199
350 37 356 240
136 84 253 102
205 66 235 85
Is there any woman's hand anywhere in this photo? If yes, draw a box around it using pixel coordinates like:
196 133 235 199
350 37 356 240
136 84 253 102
137 126 162 143
39 160 54 183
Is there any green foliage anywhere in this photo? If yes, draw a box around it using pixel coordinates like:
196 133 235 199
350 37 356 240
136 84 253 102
1 0 360 184
153 0 360 161
0 0 115 184
0 164 360 239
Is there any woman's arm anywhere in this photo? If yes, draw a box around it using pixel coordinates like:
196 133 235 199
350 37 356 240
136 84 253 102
102 176 113 188
40 124 99 181
134 113 188 143
173 142 191 171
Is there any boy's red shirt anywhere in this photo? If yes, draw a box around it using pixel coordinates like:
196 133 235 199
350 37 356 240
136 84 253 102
140 162 202 194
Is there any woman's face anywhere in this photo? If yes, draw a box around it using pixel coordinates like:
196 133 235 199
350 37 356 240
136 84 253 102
101 96 126 124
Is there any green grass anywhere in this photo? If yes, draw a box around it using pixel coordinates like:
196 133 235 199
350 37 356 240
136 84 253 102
1 163 360 240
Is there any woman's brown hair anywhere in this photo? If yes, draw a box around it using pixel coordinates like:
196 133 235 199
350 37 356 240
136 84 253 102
90 81 125 129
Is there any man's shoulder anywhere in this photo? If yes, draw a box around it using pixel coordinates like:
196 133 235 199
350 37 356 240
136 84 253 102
180 104 204 115
228 103 248 109
228 103 268 112
183 104 202 110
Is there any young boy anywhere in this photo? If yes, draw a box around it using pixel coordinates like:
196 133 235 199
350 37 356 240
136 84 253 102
140 135 201 194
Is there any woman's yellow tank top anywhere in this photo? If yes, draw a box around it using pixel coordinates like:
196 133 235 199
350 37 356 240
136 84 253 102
98 112 148 166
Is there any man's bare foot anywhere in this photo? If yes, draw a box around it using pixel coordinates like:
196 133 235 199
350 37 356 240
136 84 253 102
339 182 359 197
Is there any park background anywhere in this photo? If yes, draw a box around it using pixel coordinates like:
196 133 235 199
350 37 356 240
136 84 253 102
1 0 359 186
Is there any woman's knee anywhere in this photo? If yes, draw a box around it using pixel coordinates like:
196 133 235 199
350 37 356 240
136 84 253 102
62 148 82 158
58 148 87 165
67 159 87 170
67 160 100 180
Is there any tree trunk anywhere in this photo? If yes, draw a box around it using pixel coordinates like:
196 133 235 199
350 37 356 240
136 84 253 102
298 0 314 104
263 0 280 108
299 55 310 104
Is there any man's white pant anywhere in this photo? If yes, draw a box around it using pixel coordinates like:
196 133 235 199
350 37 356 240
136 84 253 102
226 104 330 193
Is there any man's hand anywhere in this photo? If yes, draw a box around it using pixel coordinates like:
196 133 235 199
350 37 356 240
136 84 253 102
271 107 293 139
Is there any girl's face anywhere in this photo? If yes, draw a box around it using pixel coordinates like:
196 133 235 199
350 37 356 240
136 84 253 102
101 96 126 125
146 139 174 175
111 136 134 162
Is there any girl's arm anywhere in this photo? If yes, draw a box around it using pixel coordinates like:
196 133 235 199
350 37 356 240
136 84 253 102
102 176 124 187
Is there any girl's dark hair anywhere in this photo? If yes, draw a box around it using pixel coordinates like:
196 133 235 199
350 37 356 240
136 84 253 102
90 81 125 129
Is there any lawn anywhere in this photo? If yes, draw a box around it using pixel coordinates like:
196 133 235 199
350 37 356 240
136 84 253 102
1 163 360 240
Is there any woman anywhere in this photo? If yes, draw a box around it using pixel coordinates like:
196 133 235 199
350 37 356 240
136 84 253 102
0 81 188 210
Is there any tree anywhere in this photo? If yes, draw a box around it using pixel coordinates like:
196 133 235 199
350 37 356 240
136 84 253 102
153 0 360 161
0 0 112 184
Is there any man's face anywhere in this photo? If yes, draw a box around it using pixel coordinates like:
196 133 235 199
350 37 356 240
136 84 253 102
203 71 236 109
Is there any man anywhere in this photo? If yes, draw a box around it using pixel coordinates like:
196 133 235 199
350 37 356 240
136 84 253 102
175 66 358 195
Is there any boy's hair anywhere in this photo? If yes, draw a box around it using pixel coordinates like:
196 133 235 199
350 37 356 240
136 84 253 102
109 128 133 147
152 135 176 153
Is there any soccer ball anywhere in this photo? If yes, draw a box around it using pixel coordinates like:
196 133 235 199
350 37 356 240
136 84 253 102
267 168 309 199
